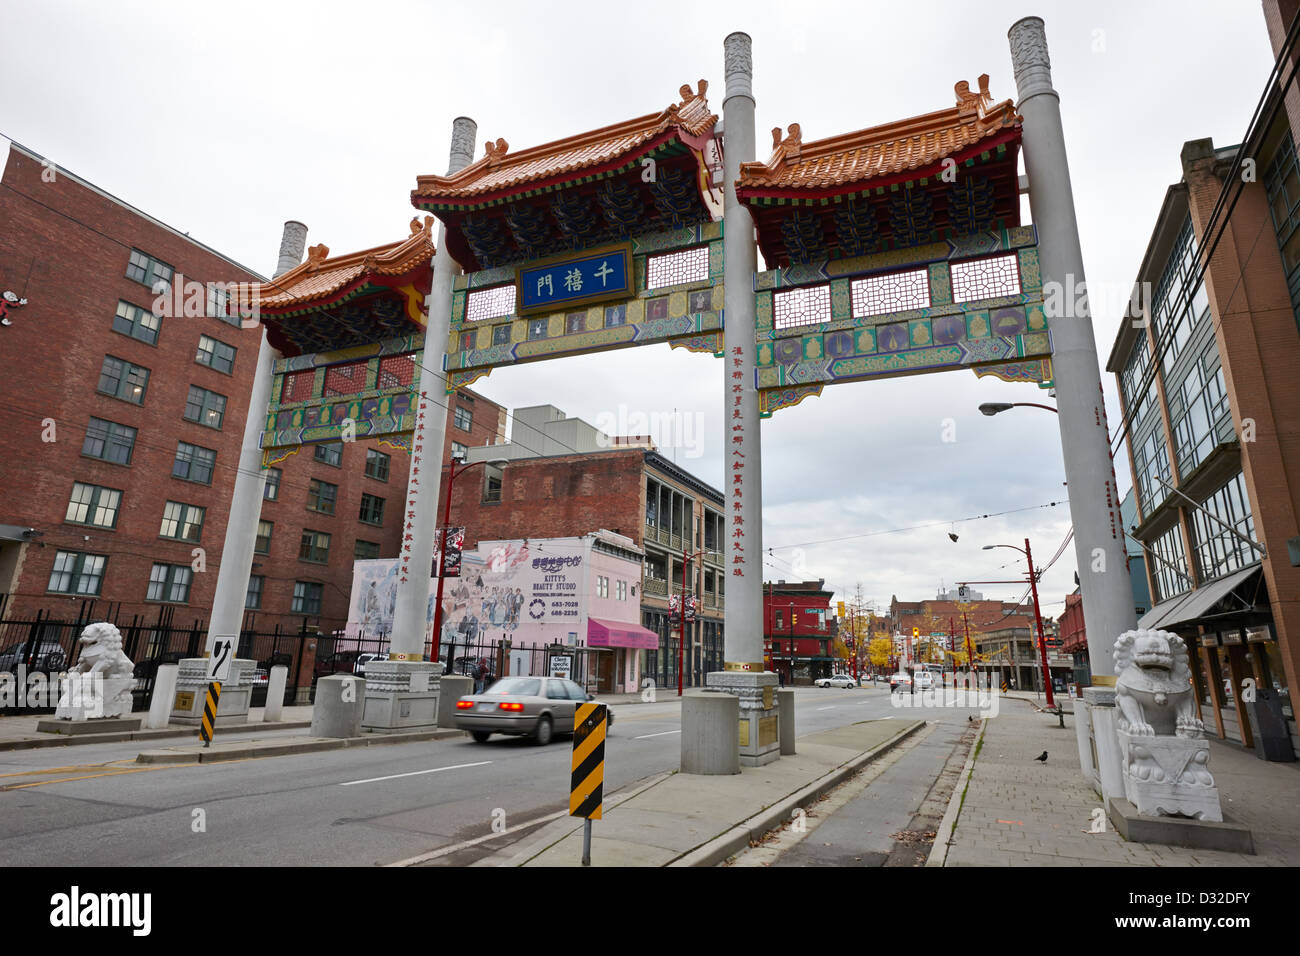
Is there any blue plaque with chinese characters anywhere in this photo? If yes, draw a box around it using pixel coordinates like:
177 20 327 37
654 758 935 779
516 242 633 316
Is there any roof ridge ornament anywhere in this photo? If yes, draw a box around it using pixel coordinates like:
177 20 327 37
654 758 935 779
771 123 802 161
955 74 995 118
679 79 708 105
484 137 510 163
408 215 434 236
306 243 330 271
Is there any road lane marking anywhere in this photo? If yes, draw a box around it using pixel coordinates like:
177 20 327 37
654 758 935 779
339 760 491 787
632 730 681 739
816 706 835 711
0 764 189 791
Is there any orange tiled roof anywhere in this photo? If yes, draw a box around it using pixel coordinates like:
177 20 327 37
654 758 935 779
257 217 435 311
736 75 1020 195
413 82 716 204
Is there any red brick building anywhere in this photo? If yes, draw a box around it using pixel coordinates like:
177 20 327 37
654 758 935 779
0 139 505 653
763 580 835 685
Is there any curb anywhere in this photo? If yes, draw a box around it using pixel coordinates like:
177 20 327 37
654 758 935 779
668 719 928 867
135 727 466 764
0 720 314 752
926 717 988 867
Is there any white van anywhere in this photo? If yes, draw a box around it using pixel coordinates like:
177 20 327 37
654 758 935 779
914 669 935 690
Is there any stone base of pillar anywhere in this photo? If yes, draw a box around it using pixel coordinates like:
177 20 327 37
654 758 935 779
360 660 444 733
169 658 255 726
436 675 474 728
293 686 313 706
1083 686 1125 802
705 670 780 767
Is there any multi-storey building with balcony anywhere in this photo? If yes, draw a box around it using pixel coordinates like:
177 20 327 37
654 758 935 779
453 405 726 689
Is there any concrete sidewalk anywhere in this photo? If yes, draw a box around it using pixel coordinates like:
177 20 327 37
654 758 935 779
0 705 315 751
474 718 925 868
932 694 1300 866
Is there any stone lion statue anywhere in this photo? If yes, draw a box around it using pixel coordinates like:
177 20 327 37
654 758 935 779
55 622 135 719
1114 629 1204 739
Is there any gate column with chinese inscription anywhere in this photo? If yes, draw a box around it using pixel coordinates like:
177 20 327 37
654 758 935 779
1009 17 1133 800
696 31 779 769
362 118 477 732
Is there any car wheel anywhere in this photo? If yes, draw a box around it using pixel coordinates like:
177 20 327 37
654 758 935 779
470 730 492 743
532 715 553 746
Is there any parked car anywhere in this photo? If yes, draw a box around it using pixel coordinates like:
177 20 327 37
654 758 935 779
889 672 913 693
815 674 857 689
354 652 387 676
454 675 614 745
314 650 362 679
0 640 67 673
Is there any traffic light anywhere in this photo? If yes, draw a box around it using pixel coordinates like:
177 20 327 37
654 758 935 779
792 613 798 626
913 627 919 638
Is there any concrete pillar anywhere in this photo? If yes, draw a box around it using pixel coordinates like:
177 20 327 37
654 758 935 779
145 663 179 729
264 664 288 722
680 691 740 775
204 222 299 657
1008 17 1136 683
311 675 364 738
697 32 782 769
390 116 477 662
777 688 796 755
437 675 473 728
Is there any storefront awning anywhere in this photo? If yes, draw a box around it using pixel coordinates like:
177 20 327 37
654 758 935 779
1138 564 1263 631
588 618 660 649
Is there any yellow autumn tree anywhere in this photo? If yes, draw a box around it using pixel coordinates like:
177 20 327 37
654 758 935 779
868 637 892 669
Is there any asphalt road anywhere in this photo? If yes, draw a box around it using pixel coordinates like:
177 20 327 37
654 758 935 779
0 683 978 866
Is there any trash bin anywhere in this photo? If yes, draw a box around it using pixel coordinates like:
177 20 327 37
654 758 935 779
1243 689 1296 762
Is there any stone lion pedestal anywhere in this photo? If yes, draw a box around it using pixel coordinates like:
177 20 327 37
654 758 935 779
37 623 142 736
1103 628 1253 853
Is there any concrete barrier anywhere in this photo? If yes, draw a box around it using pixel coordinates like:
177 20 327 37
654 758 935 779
146 664 179 730
311 675 365 738
777 688 796 755
265 665 288 722
437 675 474 728
681 690 739 775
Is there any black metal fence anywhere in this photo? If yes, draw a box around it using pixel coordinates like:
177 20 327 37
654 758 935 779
0 597 315 714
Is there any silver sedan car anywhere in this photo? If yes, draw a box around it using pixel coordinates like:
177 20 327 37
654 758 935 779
454 676 615 745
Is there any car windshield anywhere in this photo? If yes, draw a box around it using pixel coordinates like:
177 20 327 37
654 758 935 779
484 677 541 697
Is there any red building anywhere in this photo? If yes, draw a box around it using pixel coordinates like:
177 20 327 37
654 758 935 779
763 580 835 685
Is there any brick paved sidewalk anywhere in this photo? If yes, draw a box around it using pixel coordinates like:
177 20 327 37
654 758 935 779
941 696 1300 866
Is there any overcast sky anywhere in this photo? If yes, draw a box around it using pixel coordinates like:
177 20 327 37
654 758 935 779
1 0 1276 617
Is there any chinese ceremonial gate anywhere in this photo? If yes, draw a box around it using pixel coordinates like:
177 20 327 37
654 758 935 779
217 19 1133 783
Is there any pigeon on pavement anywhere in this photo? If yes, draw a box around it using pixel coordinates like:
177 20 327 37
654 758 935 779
1035 751 1048 762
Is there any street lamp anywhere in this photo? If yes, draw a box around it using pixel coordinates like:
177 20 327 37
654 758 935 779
434 454 509 670
978 401 1059 416
982 540 1055 708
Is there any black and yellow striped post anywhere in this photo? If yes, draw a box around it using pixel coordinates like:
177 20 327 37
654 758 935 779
570 702 606 865
199 681 221 747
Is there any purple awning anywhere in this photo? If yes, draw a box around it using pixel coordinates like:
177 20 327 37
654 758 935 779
588 617 660 649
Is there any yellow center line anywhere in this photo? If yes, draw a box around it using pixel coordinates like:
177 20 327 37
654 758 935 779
0 764 190 790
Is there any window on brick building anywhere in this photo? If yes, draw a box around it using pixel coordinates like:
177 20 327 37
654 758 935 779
183 385 227 429
246 575 264 610
354 540 381 560
147 563 192 603
364 449 389 481
65 483 122 529
450 441 468 461
307 479 338 515
454 406 473 431
47 550 106 595
195 334 236 374
97 356 150 404
172 441 216 484
82 418 137 465
483 463 503 503
299 530 330 564
263 467 281 501
159 501 205 542
314 442 343 467
112 300 160 345
255 520 273 555
359 493 385 526
292 581 323 615
126 249 174 291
